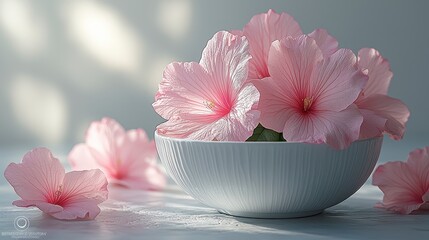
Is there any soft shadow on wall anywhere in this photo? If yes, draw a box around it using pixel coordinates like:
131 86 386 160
0 0 428 147
0 0 189 146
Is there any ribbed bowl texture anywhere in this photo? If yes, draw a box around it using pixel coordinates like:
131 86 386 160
155 132 383 218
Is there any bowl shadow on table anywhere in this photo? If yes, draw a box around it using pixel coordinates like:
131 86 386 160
230 198 429 239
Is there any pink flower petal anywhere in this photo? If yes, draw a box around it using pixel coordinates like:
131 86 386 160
253 77 297 132
50 198 102 220
242 9 303 80
119 129 156 164
282 106 363 149
85 118 126 167
68 144 100 170
156 116 215 140
218 84 260 140
357 94 410 140
153 62 214 120
311 49 367 112
114 162 166 190
423 192 429 203
62 170 108 204
375 201 423 215
357 108 387 139
4 148 65 202
114 129 166 190
13 200 63 213
200 30 251 90
308 28 338 57
267 36 323 101
407 147 429 190
358 48 393 96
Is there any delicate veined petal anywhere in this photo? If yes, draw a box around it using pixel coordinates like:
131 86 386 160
4 148 65 202
69 118 166 190
158 96 260 142
50 198 102 220
200 30 251 90
308 28 338 57
267 36 323 99
221 84 260 140
156 116 216 140
62 170 108 204
254 77 301 132
358 48 392 96
311 49 367 112
153 62 214 120
242 9 303 80
4 148 108 220
373 147 429 214
282 106 363 149
357 94 410 140
153 31 260 141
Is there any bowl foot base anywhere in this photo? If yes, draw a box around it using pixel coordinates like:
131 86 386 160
217 209 323 219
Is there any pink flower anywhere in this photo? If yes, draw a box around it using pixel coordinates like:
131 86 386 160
68 118 165 190
372 147 429 214
253 35 367 149
234 9 338 80
153 31 260 141
355 48 410 140
4 148 108 220
235 9 302 80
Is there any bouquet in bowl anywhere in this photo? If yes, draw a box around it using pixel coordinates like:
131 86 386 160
153 9 410 149
152 10 412 218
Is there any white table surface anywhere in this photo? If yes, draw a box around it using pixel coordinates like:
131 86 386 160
1 137 429 240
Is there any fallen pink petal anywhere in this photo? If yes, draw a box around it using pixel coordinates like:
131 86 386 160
4 148 108 220
68 117 166 191
372 146 429 214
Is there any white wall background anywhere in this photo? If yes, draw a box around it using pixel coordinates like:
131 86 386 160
0 0 428 147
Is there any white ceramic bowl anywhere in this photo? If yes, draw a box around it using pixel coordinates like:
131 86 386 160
155 132 383 218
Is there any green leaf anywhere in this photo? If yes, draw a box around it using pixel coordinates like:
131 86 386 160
246 124 286 142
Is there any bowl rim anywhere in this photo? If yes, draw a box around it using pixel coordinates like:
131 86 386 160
154 131 383 146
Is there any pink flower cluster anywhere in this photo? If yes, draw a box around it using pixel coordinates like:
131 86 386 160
153 10 410 149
